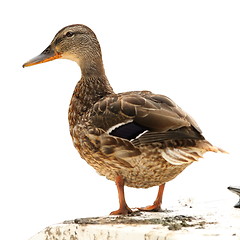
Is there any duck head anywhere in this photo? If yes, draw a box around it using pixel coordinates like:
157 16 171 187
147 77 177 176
23 24 104 75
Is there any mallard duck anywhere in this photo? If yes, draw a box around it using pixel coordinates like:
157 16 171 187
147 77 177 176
23 24 226 215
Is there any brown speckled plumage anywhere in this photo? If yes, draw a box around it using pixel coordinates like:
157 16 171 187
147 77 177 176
23 24 226 215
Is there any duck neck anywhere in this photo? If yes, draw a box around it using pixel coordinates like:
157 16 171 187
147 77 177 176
79 56 106 77
68 62 114 127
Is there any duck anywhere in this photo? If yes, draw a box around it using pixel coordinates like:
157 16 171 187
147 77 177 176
23 24 226 215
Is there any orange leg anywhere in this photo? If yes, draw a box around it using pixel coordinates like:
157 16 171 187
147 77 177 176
110 176 132 215
138 184 165 212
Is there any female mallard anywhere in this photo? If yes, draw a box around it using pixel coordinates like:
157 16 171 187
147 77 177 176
23 24 225 215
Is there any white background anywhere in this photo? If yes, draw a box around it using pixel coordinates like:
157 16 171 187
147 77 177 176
1 1 239 240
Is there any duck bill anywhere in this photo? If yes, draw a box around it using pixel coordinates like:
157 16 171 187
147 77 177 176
22 45 62 68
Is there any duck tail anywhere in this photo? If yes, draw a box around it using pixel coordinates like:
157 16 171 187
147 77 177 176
197 140 228 154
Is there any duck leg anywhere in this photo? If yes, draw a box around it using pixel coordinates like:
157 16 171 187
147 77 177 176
110 176 132 215
138 184 165 212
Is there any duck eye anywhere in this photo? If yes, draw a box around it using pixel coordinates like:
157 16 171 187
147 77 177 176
66 31 74 37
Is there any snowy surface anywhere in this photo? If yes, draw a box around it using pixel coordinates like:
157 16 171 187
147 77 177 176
28 200 240 240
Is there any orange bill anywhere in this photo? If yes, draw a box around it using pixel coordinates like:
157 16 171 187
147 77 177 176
22 45 62 68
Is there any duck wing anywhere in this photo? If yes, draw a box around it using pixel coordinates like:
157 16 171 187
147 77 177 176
90 91 204 145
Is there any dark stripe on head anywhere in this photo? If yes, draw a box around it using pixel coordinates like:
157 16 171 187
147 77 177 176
53 31 87 46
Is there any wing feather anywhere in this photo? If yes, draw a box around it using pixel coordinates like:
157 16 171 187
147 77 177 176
90 91 203 145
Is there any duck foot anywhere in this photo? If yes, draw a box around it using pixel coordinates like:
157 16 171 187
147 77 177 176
110 176 132 215
138 184 165 212
110 206 133 215
138 204 162 212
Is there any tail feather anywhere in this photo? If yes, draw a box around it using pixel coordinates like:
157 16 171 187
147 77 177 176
162 147 203 165
196 140 228 154
162 140 227 166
